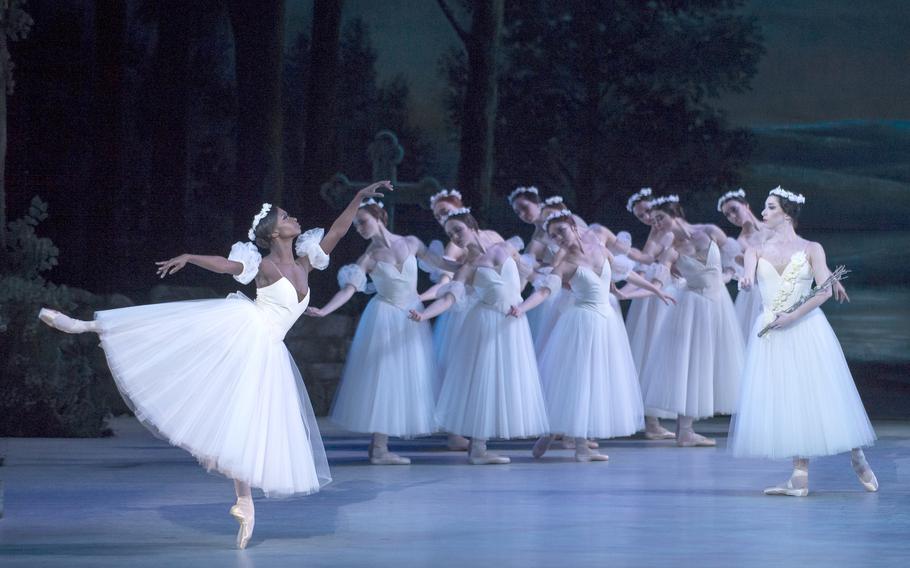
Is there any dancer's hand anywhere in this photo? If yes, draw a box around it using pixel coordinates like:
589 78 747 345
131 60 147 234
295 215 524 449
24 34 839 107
507 305 525 318
358 180 393 200
408 309 425 322
765 312 796 331
833 281 850 303
739 275 753 290
305 307 326 317
156 254 190 278
657 291 677 306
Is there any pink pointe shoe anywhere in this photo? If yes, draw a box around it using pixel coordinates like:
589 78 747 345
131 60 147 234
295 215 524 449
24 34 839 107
37 308 96 334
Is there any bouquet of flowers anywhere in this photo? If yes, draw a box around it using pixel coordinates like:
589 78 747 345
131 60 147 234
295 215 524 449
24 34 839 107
757 266 851 338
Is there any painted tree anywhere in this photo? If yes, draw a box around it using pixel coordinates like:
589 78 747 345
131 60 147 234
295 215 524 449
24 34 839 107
436 0 503 220
0 0 33 250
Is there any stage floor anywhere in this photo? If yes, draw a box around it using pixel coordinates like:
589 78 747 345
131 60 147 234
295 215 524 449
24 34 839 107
1 416 908 567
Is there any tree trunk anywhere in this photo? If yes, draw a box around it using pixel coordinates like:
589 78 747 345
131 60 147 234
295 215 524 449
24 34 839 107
227 0 286 232
301 0 343 216
456 0 502 221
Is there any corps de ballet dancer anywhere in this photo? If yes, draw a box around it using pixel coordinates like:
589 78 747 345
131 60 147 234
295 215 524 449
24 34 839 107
409 207 550 465
37 181 391 548
306 199 447 465
729 187 877 497
511 210 675 462
636 195 745 446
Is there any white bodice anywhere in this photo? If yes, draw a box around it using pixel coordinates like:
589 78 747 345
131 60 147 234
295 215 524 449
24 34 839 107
757 250 813 321
569 263 613 317
254 278 311 340
371 255 420 308
676 241 724 298
473 257 523 313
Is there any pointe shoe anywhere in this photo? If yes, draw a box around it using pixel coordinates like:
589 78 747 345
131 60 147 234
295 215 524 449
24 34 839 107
532 435 553 459
853 466 879 492
369 450 411 465
468 452 511 465
644 426 677 440
37 308 93 334
575 450 609 463
446 434 470 452
587 439 599 449
229 499 255 549
557 437 576 450
763 479 808 498
676 432 716 447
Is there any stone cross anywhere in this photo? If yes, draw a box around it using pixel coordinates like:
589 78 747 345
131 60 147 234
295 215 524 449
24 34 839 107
320 130 443 230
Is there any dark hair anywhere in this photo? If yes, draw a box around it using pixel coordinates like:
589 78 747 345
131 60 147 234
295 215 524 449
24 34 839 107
512 190 541 205
444 211 481 232
544 212 576 233
720 196 749 209
654 200 686 220
252 208 280 249
771 195 802 227
432 194 463 209
359 204 389 226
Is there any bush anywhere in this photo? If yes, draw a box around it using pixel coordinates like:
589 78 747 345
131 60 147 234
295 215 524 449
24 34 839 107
0 197 114 437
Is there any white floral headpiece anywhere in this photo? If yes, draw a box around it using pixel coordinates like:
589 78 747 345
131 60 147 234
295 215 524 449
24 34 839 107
359 198 384 209
648 194 680 208
543 196 564 207
542 209 574 231
769 186 805 205
626 187 652 212
440 206 472 224
507 186 539 206
429 189 462 209
248 203 272 241
717 188 746 212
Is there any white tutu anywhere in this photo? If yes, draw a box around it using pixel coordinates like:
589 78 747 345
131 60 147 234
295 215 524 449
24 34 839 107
537 265 644 438
729 252 875 459
639 243 744 419
95 279 331 498
734 286 763 343
625 284 680 419
330 258 438 437
435 259 550 439
531 288 572 355
431 289 477 398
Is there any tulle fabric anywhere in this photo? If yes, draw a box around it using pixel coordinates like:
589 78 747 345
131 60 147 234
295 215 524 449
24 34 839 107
537 266 644 438
435 259 550 439
95 285 331 498
729 309 876 459
330 258 438 437
734 286 763 343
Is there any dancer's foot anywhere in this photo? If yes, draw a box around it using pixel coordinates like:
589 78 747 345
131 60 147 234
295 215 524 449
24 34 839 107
763 470 809 497
574 437 609 462
644 424 676 440
557 436 576 450
587 439 599 449
446 433 470 452
532 435 554 459
37 308 97 334
468 439 510 465
229 496 255 549
676 426 716 447
851 449 879 492
369 448 411 465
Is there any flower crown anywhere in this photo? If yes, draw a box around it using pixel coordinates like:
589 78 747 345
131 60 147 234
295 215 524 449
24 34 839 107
717 188 746 212
507 185 539 205
359 198 384 209
248 203 272 241
429 189 462 209
626 187 652 212
543 196 564 207
543 209 573 231
769 186 805 205
648 194 680 208
440 206 472 224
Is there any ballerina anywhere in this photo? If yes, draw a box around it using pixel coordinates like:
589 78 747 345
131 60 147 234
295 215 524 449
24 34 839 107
409 208 549 465
38 181 391 549
305 199 440 465
637 195 745 446
511 210 675 462
620 188 678 440
728 187 877 497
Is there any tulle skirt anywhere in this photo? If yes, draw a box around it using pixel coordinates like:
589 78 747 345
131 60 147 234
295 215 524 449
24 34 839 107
538 305 644 438
95 296 331 498
331 296 438 437
734 286 763 344
729 309 876 459
432 296 475 398
639 287 744 419
529 288 569 355
625 287 680 419
435 305 550 439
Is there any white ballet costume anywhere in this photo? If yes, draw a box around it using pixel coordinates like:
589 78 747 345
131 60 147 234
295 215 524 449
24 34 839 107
435 258 550 440
639 241 745 420
330 256 438 438
734 286 763 343
537 264 645 439
92 232 332 497
729 251 876 459
526 241 564 353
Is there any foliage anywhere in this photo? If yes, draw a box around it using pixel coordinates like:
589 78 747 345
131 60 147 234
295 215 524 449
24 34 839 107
0 197 114 437
2 0 34 94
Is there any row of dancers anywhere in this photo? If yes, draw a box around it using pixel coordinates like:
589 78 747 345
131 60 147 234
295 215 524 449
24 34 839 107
37 181 879 549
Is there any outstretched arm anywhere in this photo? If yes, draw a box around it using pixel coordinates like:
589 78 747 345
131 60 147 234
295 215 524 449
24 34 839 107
156 254 242 278
320 180 393 255
306 286 357 318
